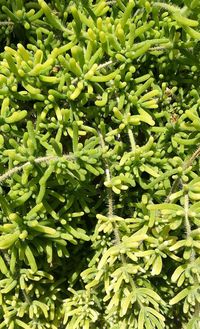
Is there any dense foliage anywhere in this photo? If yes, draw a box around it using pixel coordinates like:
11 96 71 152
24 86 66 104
0 0 200 328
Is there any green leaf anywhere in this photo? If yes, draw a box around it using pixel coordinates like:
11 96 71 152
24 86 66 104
145 307 165 322
147 203 183 212
72 122 79 153
169 240 186 251
0 256 8 276
120 291 135 317
50 138 62 156
138 288 161 302
151 255 163 276
24 245 37 273
15 319 32 329
85 163 99 176
187 316 200 329
138 108 155 126
171 265 187 283
147 313 164 329
138 308 145 329
169 288 190 305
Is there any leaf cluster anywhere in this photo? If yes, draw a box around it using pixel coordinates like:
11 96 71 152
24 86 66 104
0 0 200 328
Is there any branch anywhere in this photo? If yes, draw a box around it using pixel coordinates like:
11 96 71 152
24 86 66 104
0 154 73 183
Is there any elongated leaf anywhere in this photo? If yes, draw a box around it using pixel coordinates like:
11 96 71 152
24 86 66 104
138 308 145 329
15 319 31 329
145 307 165 322
169 240 186 251
138 288 162 302
169 288 190 305
171 265 187 283
151 255 163 276
147 204 183 211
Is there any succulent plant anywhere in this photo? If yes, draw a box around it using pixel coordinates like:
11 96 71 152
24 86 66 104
0 0 200 328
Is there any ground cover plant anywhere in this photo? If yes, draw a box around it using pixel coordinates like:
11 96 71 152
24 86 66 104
0 0 200 328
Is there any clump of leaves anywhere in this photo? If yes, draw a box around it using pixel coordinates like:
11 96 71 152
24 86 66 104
0 0 200 328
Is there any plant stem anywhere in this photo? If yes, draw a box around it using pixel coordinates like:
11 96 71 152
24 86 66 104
0 21 14 25
183 145 200 170
0 154 73 183
98 131 136 290
166 145 200 202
